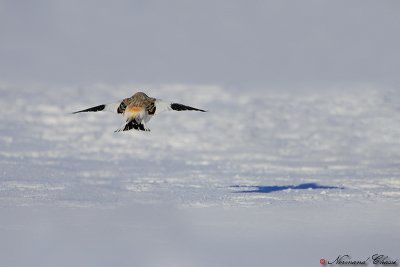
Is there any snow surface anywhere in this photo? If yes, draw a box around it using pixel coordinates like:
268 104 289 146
0 84 399 267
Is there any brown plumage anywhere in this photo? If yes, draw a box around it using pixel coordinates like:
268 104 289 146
117 92 157 115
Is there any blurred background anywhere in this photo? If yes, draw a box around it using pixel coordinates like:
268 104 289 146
1 0 399 88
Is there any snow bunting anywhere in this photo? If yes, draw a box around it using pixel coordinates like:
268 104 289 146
73 92 206 132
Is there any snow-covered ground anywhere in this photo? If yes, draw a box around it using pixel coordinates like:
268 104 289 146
0 84 399 267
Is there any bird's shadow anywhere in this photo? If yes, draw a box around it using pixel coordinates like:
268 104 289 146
231 183 344 193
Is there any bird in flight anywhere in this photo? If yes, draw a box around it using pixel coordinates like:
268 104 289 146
73 92 206 132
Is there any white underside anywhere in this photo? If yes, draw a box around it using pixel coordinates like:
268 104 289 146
104 101 122 114
154 99 172 115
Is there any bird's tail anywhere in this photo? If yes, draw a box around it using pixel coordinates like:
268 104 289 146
114 120 150 132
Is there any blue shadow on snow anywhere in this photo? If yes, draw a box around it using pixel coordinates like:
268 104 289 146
231 183 344 193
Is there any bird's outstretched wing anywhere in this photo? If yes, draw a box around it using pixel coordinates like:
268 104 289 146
154 100 206 115
73 102 122 114
72 104 106 114
170 103 206 112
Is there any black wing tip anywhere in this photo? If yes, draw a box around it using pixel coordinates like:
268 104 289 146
73 104 106 114
193 107 207 112
171 103 207 112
